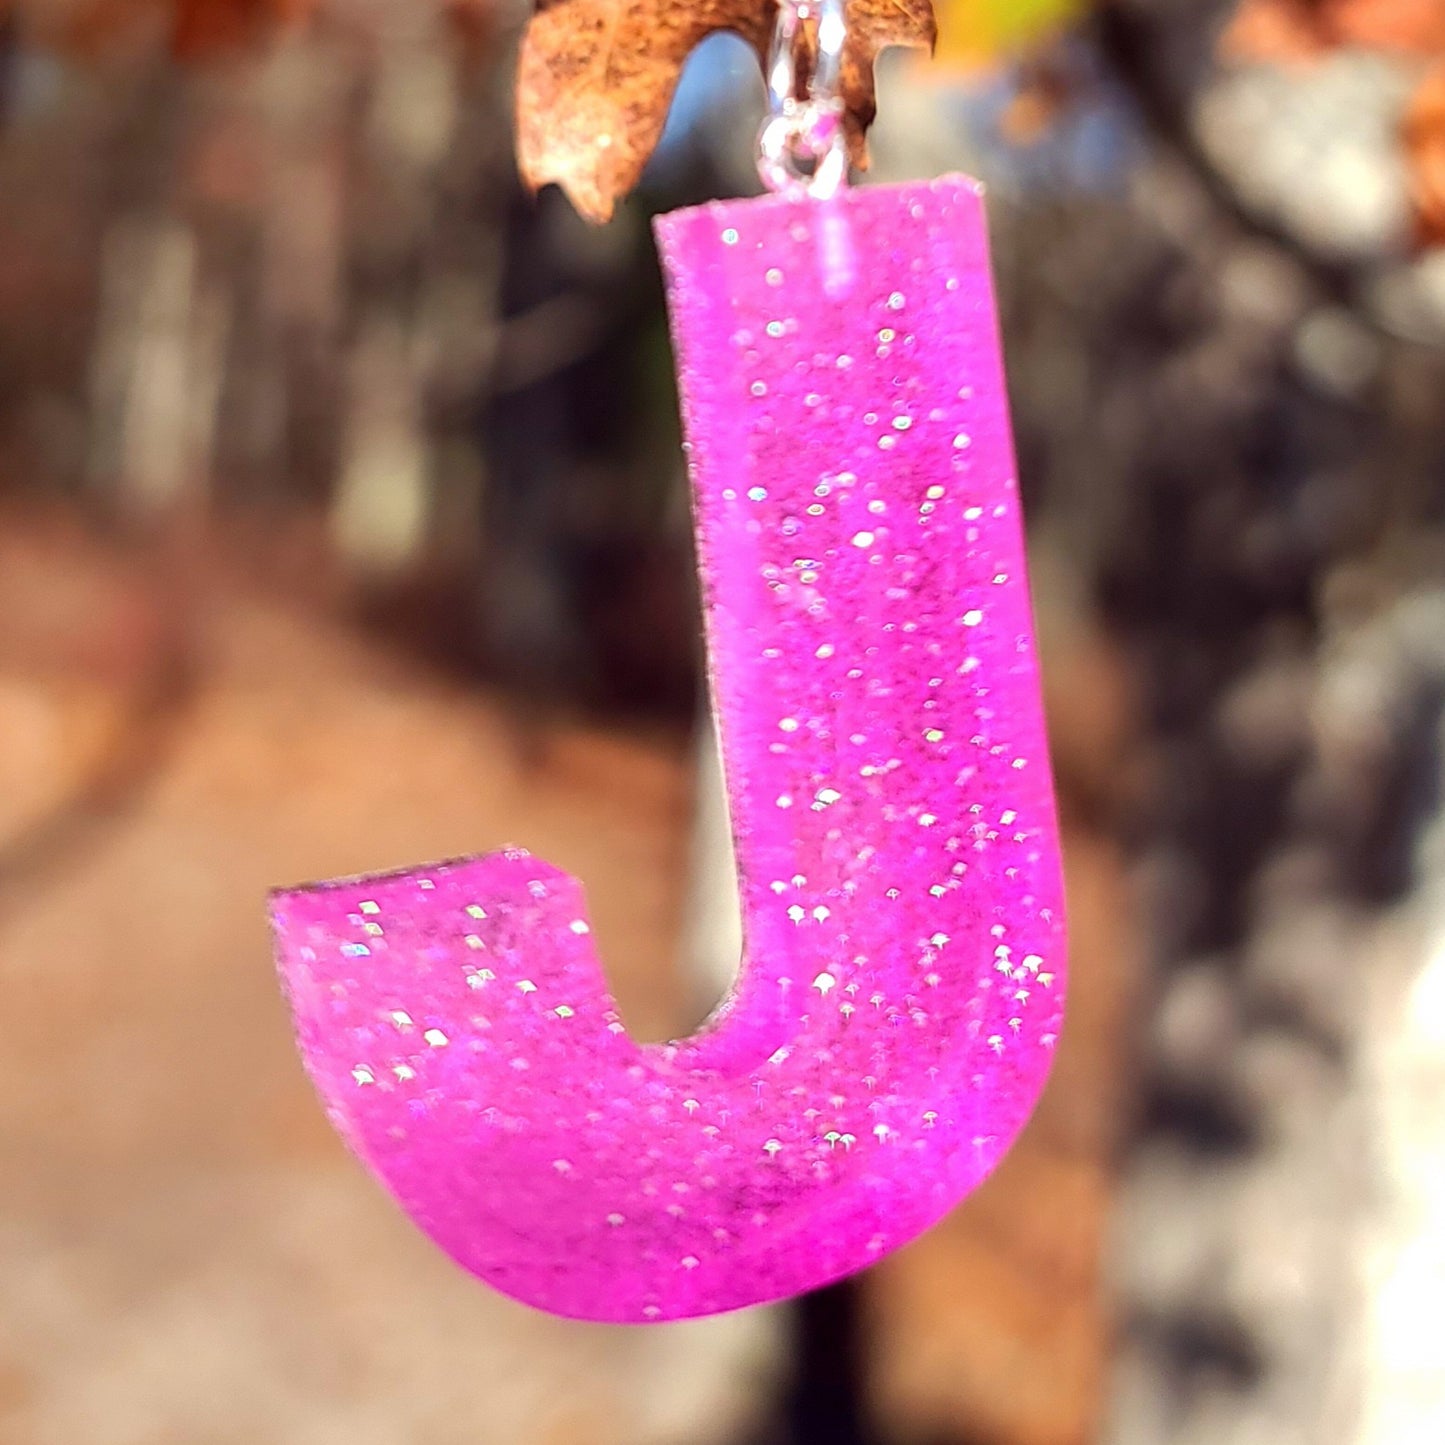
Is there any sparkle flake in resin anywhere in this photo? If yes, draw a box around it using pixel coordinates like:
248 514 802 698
271 177 1065 1322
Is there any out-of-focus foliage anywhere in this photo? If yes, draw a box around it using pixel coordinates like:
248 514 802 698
1225 0 1445 57
4 0 498 60
1226 0 1445 246
1406 60 1445 242
932 0 1088 69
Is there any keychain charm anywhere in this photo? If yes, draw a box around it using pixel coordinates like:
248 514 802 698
271 0 1065 1323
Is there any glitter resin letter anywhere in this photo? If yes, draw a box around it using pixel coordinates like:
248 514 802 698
271 177 1066 1322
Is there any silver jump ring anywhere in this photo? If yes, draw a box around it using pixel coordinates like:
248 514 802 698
765 0 844 115
757 0 849 200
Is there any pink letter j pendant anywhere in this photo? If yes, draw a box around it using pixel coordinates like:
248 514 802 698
270 33 1065 1321
270 174 1067 1322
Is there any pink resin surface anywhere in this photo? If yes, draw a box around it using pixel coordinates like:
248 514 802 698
271 176 1065 1322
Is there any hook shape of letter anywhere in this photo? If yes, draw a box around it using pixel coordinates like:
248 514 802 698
271 177 1066 1322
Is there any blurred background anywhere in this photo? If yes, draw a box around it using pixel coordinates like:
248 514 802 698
2 0 1445 1441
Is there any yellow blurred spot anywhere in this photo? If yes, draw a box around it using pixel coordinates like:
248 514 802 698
934 0 1086 68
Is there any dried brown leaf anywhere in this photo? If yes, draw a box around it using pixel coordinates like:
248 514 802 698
515 0 937 223
1224 0 1445 62
1405 61 1445 246
1222 0 1331 63
1327 0 1445 54
170 0 313 60
21 0 485 62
